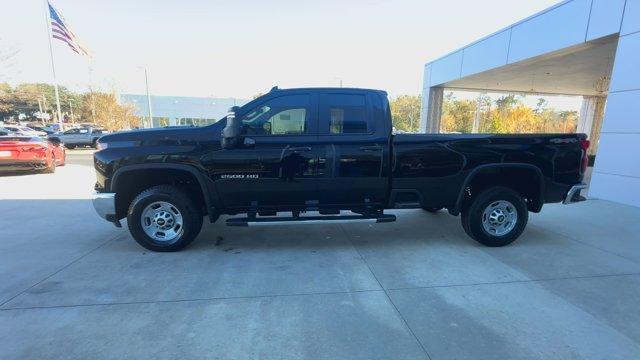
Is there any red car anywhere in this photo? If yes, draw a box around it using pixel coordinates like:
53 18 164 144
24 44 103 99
0 136 66 173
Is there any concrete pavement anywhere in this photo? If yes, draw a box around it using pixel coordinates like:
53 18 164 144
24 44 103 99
1 153 639 359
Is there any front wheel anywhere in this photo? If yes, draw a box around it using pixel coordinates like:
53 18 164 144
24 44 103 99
461 186 528 247
127 185 203 252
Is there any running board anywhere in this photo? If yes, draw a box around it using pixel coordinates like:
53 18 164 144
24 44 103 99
226 214 396 227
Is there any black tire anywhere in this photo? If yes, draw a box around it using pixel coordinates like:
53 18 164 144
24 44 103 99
461 186 528 247
127 185 203 252
422 207 443 213
65 144 76 149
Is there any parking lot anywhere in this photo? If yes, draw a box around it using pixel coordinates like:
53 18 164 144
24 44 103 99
1 149 640 359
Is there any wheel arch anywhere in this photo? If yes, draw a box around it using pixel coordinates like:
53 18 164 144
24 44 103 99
111 163 219 222
454 163 545 214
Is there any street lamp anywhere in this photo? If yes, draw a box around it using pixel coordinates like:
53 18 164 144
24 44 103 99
138 67 153 128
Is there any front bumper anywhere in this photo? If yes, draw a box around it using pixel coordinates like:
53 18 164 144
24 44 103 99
563 183 587 204
91 192 121 227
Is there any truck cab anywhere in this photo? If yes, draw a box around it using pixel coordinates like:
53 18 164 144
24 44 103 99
214 88 391 214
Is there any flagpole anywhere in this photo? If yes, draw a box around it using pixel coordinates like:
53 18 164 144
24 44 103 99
43 0 63 130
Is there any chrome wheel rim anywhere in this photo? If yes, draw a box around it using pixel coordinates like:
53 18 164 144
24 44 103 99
141 201 184 242
481 200 517 236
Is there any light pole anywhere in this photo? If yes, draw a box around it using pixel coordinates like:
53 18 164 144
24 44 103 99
139 67 153 128
69 99 75 123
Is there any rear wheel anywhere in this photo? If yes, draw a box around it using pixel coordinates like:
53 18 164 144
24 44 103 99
65 144 76 149
127 185 203 252
43 155 56 173
461 186 528 247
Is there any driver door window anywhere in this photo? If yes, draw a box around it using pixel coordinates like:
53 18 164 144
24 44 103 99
240 94 310 136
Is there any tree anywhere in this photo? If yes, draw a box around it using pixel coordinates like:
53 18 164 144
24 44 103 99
0 82 15 118
535 98 547 114
390 95 421 132
441 92 477 133
441 92 579 134
78 92 140 130
495 94 519 111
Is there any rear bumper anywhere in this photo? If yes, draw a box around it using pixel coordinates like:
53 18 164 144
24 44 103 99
563 183 587 204
0 161 48 172
91 192 121 227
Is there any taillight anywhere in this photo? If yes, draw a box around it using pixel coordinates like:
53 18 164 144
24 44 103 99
21 145 47 155
580 140 590 151
580 139 590 174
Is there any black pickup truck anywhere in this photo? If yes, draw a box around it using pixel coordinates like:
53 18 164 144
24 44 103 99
92 87 589 252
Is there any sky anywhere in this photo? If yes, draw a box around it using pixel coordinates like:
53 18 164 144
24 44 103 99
1 0 562 100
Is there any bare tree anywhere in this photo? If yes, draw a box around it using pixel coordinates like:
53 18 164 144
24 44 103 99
0 37 20 82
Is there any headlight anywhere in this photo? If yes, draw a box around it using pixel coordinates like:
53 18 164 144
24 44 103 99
96 142 108 151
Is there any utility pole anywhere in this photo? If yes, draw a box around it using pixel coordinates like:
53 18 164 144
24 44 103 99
88 65 96 123
139 67 153 128
472 93 485 133
41 94 48 125
69 100 75 123
37 98 45 125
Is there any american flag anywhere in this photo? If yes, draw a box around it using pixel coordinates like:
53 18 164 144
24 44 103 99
48 1 90 57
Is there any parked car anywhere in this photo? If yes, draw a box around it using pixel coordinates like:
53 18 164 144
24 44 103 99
27 124 57 135
92 87 589 252
0 136 66 173
2 125 48 137
51 126 106 148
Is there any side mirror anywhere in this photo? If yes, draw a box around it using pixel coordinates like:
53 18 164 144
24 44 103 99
221 106 242 149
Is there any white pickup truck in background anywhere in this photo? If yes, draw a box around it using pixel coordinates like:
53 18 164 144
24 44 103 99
52 127 108 149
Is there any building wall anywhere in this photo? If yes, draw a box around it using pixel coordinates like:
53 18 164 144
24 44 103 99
589 1 640 207
420 0 630 131
422 0 640 207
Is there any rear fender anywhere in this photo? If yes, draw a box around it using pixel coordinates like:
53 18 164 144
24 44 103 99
454 163 545 213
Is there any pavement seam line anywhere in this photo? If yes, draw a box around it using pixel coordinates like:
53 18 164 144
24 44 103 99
0 288 384 311
386 272 640 292
0 231 125 308
529 223 640 265
6 272 638 311
339 224 433 360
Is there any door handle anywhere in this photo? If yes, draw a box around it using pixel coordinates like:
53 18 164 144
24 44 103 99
289 146 312 152
359 145 383 152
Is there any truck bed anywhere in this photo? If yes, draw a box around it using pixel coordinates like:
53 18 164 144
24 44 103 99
390 133 587 210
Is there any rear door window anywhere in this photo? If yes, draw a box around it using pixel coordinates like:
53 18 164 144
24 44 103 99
320 94 371 135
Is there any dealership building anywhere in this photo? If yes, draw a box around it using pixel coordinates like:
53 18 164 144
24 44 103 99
421 0 640 207
120 94 248 128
